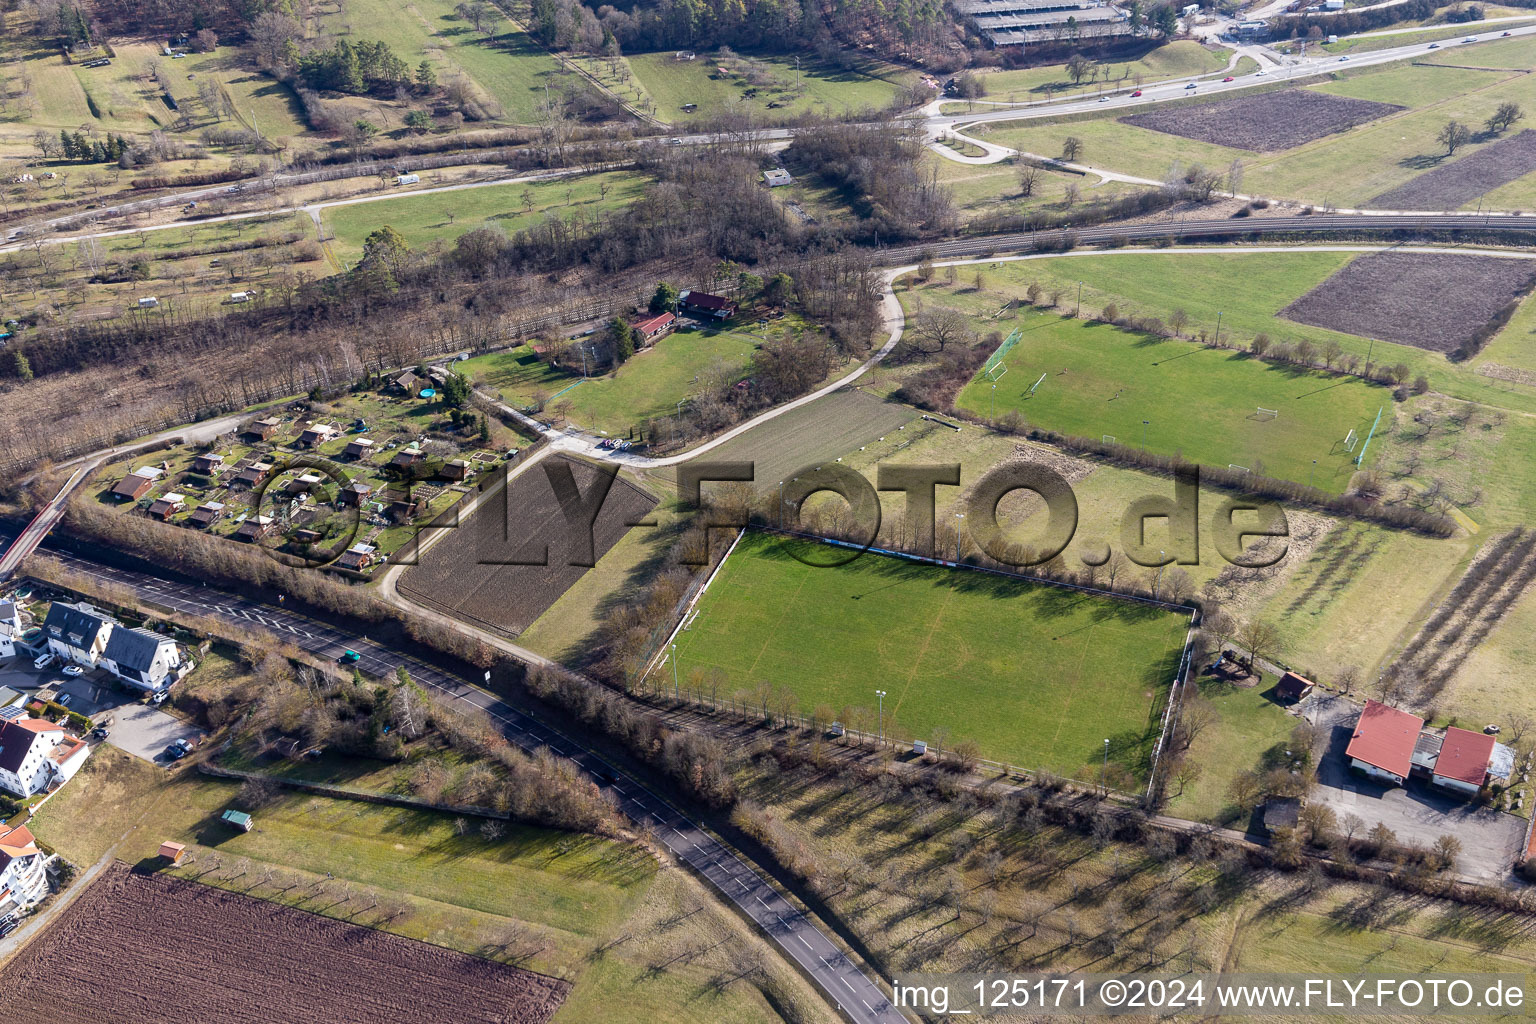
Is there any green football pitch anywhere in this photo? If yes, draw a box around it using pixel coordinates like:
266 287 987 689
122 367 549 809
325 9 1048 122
671 531 1191 782
956 313 1385 492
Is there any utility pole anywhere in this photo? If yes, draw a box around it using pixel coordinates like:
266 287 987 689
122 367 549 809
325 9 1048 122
1102 738 1110 795
1213 310 1222 346
875 689 886 745
1076 280 1083 317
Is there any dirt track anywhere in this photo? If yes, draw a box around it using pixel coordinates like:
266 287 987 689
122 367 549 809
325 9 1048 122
0 862 568 1024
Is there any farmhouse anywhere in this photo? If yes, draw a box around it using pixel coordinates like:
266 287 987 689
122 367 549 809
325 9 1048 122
231 461 273 489
146 493 186 520
0 821 50 914
41 602 112 668
186 501 225 529
1345 700 1423 785
234 515 275 541
344 437 375 459
1274 671 1315 702
679 290 736 319
191 453 225 474
101 626 184 694
0 717 89 797
111 465 163 502
337 543 377 571
299 422 339 447
243 417 281 441
633 312 677 344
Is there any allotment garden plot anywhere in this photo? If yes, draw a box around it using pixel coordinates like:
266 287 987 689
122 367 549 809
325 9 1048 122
1121 89 1402 151
672 531 1189 782
399 454 658 636
954 313 1383 491
0 862 568 1024
1281 251 1536 354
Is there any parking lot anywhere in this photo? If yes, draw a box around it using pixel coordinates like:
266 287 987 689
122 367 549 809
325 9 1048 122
0 653 199 765
1307 694 1526 884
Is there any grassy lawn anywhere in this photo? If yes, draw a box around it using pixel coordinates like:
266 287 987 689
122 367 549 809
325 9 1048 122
924 150 1145 222
322 171 647 261
674 531 1190 782
972 41 1233 103
313 0 562 123
1162 672 1299 824
625 51 913 123
465 327 760 436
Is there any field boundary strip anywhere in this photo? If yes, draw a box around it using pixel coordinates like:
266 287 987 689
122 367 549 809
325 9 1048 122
640 526 746 685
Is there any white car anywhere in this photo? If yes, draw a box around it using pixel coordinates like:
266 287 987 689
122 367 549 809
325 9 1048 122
1256 68 1268 75
62 665 84 677
1462 36 1477 42
1098 95 1110 102
32 653 54 671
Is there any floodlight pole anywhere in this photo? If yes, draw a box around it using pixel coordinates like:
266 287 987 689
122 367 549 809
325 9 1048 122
991 382 997 420
1102 738 1110 795
954 513 965 560
1310 459 1316 489
1364 337 1375 378
778 481 784 526
1076 280 1083 317
1154 548 1166 599
670 642 679 700
876 689 886 745
1141 419 1150 450
1214 310 1222 347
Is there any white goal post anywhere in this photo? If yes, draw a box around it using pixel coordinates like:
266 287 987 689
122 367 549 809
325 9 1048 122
1256 406 1279 420
1229 464 1251 473
985 363 1008 382
1103 435 1117 444
1344 428 1358 451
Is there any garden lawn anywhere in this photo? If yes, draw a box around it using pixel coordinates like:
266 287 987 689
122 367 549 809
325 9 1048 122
673 531 1190 782
951 312 1385 492
1162 674 1297 824
322 171 647 260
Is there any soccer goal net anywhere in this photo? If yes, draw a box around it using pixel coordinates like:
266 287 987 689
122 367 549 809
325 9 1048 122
1228 464 1251 473
1344 428 1358 452
1256 407 1279 421
981 326 1023 378
1103 435 1117 445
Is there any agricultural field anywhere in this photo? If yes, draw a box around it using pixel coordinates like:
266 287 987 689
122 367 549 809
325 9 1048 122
1279 251 1536 353
461 325 760 436
1368 129 1536 209
398 453 659 636
1121 90 1403 151
622 52 914 124
1 863 569 1024
985 54 1536 209
322 170 649 262
25 750 818 1024
89 381 517 570
926 150 1145 223
672 530 1190 782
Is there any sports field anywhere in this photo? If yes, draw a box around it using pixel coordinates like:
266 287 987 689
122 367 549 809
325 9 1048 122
673 531 1190 781
953 311 1384 491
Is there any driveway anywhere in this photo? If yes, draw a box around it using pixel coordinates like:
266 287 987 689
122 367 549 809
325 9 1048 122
104 702 202 765
1307 694 1525 884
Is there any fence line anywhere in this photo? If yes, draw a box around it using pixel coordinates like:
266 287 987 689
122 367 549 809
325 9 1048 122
638 527 745 686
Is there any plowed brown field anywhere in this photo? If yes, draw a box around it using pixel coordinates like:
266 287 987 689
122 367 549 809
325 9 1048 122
1 863 568 1024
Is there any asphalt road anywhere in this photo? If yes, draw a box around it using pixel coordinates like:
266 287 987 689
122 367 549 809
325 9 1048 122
31 547 904 1024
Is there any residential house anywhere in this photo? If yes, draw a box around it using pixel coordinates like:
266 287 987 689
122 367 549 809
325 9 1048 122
441 459 470 481
146 492 186 520
1344 700 1423 786
186 502 225 529
243 417 281 442
41 603 112 668
336 543 377 571
0 821 51 915
101 626 183 694
1431 727 1498 797
191 452 225 475
0 718 89 797
0 601 21 659
633 312 677 344
343 437 375 459
0 690 22 711
234 515 275 541
111 465 163 502
299 423 338 447
339 481 374 507
679 290 736 320
231 461 273 489
391 370 423 396
1275 671 1315 702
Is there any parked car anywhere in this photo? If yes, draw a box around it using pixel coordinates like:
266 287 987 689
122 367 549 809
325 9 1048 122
150 690 169 705
90 727 109 740
32 653 54 671
56 693 73 707
62 665 83 677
